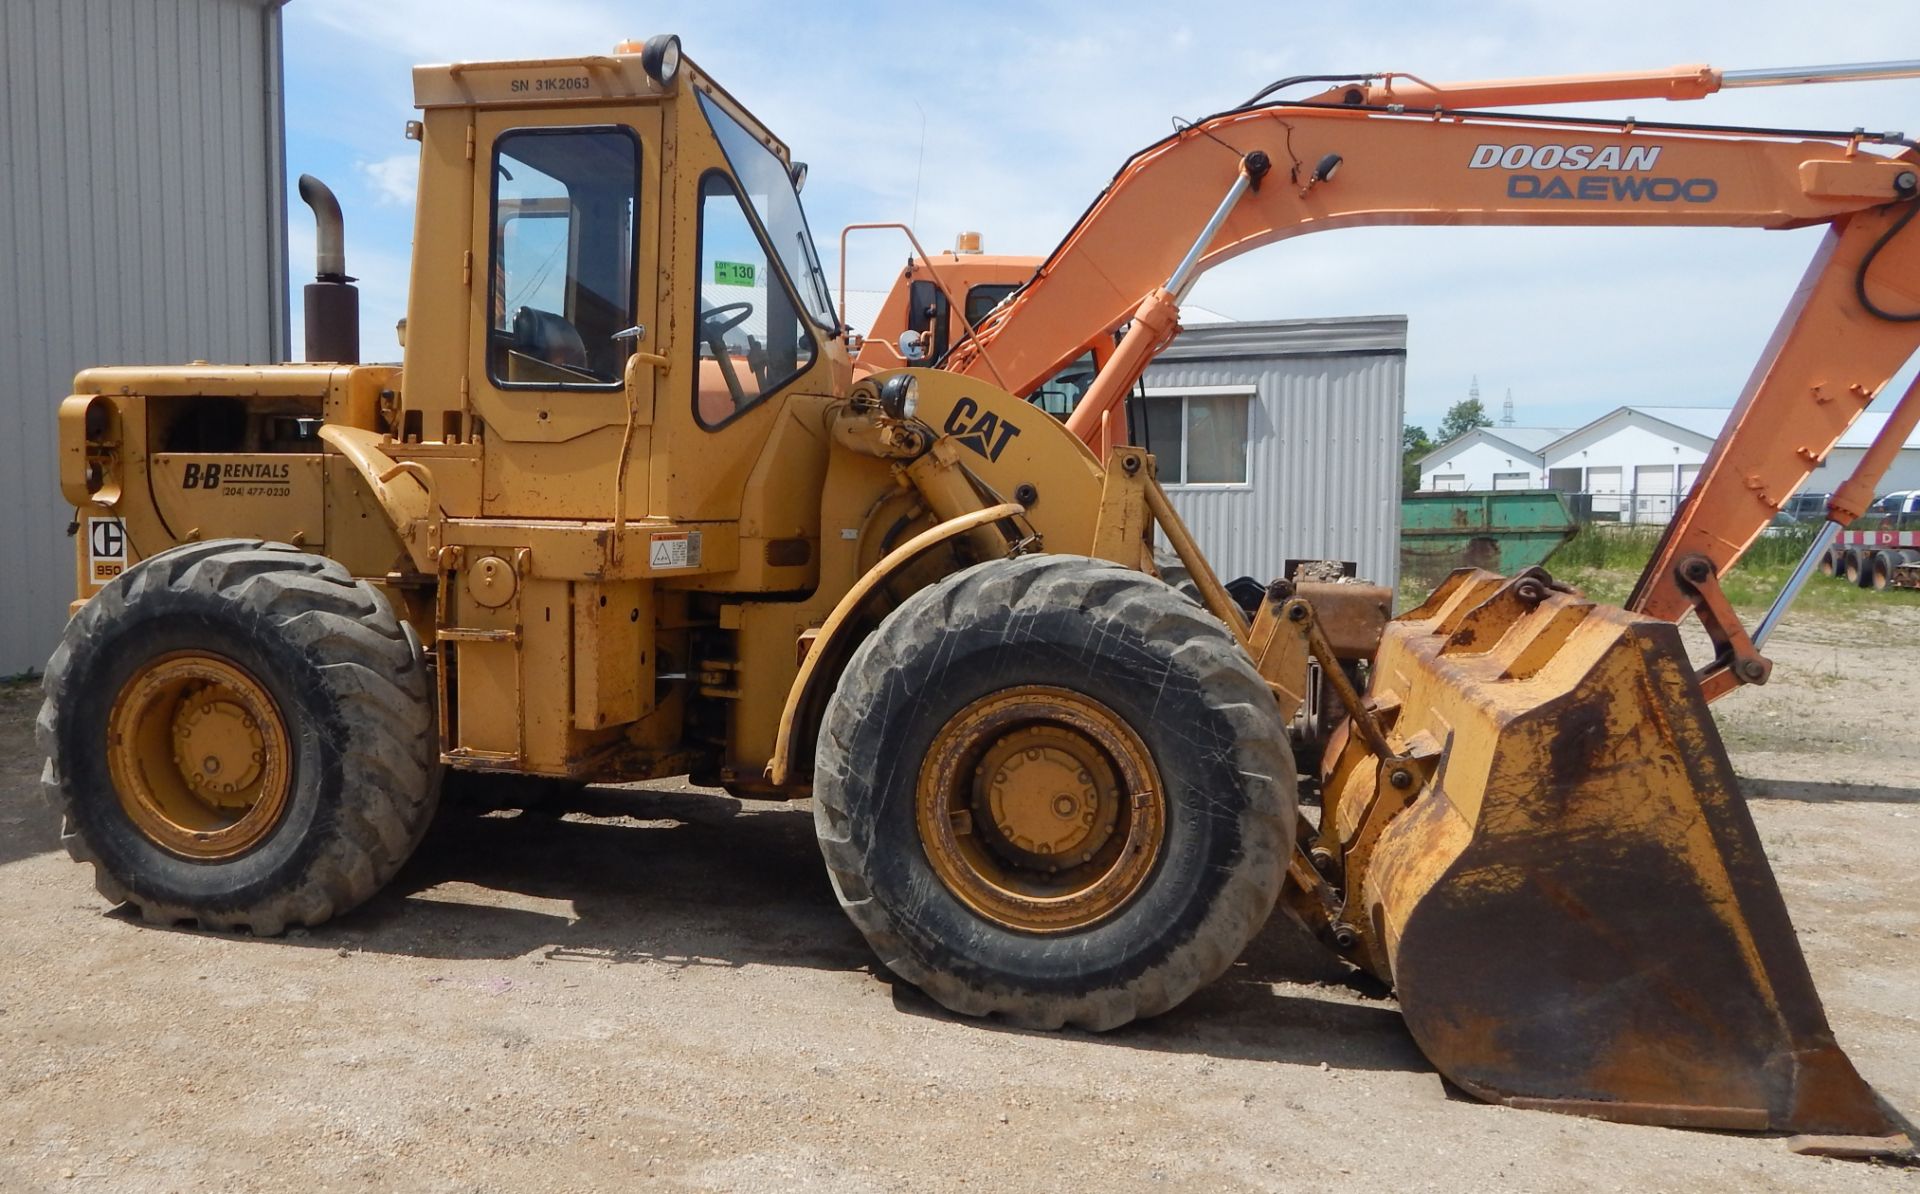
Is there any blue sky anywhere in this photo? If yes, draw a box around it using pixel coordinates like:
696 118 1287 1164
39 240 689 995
281 0 1920 431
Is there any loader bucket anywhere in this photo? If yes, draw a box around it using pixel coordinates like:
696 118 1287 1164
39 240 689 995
1320 569 1898 1138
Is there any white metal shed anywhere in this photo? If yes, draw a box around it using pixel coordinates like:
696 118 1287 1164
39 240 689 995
1141 315 1407 592
0 0 289 675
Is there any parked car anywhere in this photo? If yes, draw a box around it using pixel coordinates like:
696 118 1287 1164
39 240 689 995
1760 510 1800 536
1779 490 1834 522
1864 490 1920 522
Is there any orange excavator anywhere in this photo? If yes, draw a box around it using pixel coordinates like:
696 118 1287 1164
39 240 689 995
851 60 1920 1149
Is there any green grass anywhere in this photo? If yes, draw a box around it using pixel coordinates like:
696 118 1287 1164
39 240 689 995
1399 523 1920 617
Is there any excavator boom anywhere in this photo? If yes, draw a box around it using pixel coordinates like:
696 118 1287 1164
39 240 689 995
943 73 1920 647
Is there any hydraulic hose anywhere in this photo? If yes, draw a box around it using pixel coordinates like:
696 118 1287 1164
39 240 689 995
1855 198 1920 322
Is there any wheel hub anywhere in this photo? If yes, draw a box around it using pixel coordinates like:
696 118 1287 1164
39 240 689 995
171 694 267 806
107 653 292 860
918 685 1166 934
978 729 1121 871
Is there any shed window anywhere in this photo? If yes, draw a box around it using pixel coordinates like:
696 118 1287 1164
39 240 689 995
1141 390 1251 485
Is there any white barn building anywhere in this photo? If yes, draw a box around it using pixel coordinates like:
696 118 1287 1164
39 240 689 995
1418 426 1571 491
1539 407 1719 522
1419 404 1920 524
1812 410 1920 495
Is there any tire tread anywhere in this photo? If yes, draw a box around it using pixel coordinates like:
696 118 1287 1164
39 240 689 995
813 553 1291 1032
38 539 438 935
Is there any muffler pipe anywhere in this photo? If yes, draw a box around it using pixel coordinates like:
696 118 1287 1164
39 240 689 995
297 173 359 364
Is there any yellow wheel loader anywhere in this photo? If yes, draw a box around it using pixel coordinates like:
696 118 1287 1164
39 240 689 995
43 37 1920 1151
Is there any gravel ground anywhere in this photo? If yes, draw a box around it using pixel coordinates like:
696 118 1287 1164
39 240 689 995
0 603 1915 1193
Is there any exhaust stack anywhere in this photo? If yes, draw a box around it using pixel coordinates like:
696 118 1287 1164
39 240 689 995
297 174 359 364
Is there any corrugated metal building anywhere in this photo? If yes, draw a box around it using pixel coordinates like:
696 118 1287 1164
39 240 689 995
1142 316 1407 592
0 0 288 675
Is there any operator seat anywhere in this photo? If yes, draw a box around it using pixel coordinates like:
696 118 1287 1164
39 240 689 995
512 306 590 370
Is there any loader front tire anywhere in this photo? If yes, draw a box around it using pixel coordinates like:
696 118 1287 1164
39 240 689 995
1150 546 1204 605
813 554 1292 1031
37 540 439 935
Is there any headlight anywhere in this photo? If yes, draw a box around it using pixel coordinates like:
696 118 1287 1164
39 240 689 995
641 34 682 87
878 373 919 420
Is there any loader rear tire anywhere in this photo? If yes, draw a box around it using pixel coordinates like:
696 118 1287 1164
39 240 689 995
37 540 439 935
813 554 1292 1031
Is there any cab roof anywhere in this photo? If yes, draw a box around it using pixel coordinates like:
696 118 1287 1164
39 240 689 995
410 45 791 163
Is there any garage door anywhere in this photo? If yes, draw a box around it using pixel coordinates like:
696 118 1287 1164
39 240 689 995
1430 474 1468 492
1492 472 1531 491
1635 464 1676 524
1587 466 1622 518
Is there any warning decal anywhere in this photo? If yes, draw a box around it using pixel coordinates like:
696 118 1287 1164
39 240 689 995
87 516 128 585
648 530 703 571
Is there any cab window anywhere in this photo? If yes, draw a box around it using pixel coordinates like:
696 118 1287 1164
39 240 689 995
965 283 1018 328
1029 351 1097 418
488 127 640 389
693 172 816 427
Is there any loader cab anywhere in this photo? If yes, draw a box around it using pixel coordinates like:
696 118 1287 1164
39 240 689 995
400 41 847 534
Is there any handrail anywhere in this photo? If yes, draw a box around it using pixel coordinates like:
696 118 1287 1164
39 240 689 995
836 222 1011 392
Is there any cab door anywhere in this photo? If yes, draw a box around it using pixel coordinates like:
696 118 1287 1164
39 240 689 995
468 105 662 519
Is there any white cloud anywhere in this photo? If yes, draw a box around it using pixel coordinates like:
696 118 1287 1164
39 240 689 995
358 153 419 207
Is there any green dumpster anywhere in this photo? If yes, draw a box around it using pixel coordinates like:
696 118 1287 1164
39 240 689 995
1400 491 1578 588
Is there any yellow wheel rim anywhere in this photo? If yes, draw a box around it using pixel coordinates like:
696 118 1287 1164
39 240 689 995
916 685 1166 934
106 652 292 860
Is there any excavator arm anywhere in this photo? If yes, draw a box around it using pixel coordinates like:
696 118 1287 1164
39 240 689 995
936 64 1920 1148
944 68 1920 646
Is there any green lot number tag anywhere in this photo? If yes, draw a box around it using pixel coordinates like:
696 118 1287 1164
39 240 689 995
713 260 757 287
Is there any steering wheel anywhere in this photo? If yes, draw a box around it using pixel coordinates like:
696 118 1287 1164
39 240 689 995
699 301 757 409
